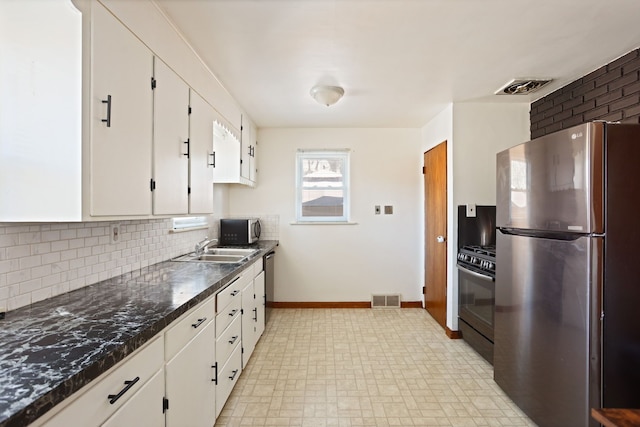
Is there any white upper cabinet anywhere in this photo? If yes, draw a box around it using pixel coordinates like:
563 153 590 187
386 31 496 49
240 115 258 184
213 114 257 187
188 90 215 214
89 2 153 217
212 122 242 184
152 58 190 215
0 0 82 221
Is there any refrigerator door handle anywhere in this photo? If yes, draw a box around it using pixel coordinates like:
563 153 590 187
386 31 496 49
456 265 494 282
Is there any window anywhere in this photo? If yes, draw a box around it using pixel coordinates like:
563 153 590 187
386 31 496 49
296 150 350 222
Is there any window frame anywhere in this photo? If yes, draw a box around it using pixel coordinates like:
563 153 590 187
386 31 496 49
295 149 350 223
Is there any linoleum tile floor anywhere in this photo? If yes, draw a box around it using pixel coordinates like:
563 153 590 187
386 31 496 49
215 308 536 427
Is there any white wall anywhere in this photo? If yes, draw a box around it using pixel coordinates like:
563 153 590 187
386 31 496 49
228 128 423 303
421 102 529 330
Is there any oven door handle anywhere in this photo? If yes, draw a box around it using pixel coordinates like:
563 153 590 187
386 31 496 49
456 265 495 282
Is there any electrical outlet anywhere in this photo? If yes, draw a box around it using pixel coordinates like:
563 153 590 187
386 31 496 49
110 223 121 244
375 205 381 215
466 204 476 217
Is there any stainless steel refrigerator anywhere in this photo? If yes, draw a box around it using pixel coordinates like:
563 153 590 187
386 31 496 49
494 122 640 427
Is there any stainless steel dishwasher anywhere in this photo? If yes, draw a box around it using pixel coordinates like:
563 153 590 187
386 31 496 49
264 251 275 323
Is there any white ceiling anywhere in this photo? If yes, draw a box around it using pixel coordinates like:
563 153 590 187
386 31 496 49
155 0 640 128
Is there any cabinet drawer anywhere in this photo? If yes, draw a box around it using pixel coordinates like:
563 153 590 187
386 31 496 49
44 336 164 427
165 295 215 361
216 314 241 365
216 296 241 337
216 271 249 314
215 343 242 418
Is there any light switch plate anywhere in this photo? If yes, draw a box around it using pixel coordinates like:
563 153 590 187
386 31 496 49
466 204 476 217
384 205 393 215
110 223 121 244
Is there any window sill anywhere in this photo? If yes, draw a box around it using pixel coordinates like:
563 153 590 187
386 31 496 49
290 221 358 225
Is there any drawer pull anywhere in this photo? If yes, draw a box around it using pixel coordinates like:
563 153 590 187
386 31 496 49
253 307 258 322
230 290 240 296
212 362 218 385
229 369 239 381
191 317 207 328
228 335 239 345
101 95 112 127
107 376 140 404
228 309 238 317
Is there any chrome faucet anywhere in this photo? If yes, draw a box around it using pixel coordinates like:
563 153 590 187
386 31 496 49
195 237 217 255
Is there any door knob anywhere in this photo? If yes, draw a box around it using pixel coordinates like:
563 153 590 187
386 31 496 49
436 236 446 243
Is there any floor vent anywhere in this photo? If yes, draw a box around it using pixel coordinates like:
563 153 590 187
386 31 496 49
371 294 401 308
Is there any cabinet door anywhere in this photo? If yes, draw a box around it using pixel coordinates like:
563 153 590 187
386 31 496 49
240 115 252 181
249 121 258 183
101 370 165 427
212 122 241 183
189 90 215 214
165 319 216 427
0 0 81 221
241 280 256 368
152 58 189 215
254 271 266 339
90 3 153 216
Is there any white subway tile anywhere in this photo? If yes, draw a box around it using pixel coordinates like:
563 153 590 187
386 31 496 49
69 238 84 249
77 228 91 238
8 294 31 311
42 273 61 287
31 242 51 255
41 231 61 242
31 287 52 304
19 255 42 270
31 265 52 279
0 234 19 248
52 261 70 273
19 278 42 294
42 252 61 265
19 232 40 245
61 249 78 262
7 245 30 260
60 229 77 240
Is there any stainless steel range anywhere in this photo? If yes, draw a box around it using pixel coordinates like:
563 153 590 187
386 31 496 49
457 244 495 364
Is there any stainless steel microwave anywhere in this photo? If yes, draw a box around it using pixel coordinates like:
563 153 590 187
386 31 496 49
219 218 261 245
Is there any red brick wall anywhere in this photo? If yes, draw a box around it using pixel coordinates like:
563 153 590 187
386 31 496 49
530 48 640 139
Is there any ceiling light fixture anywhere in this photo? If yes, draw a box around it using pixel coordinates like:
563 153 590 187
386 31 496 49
310 85 344 106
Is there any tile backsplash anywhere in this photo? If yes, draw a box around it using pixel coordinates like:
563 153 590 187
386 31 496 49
0 215 279 314
0 219 202 314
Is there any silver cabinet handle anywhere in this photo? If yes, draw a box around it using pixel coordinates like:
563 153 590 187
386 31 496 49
456 265 494 282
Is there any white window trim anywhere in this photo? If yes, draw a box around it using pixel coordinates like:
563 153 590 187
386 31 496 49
295 149 350 223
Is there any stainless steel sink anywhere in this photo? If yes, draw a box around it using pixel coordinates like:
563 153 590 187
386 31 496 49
204 248 257 256
172 248 258 263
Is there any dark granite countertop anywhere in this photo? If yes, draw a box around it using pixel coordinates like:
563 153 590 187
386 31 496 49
0 241 278 427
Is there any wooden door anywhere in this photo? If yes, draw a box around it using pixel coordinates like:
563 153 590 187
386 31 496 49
424 141 448 330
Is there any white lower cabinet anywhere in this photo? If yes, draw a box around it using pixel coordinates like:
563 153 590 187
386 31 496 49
165 319 216 427
40 259 269 426
101 369 165 427
214 266 250 418
43 336 164 427
241 262 266 368
215 343 242 417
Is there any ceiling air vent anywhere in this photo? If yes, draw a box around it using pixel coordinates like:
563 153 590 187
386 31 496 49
496 79 552 95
